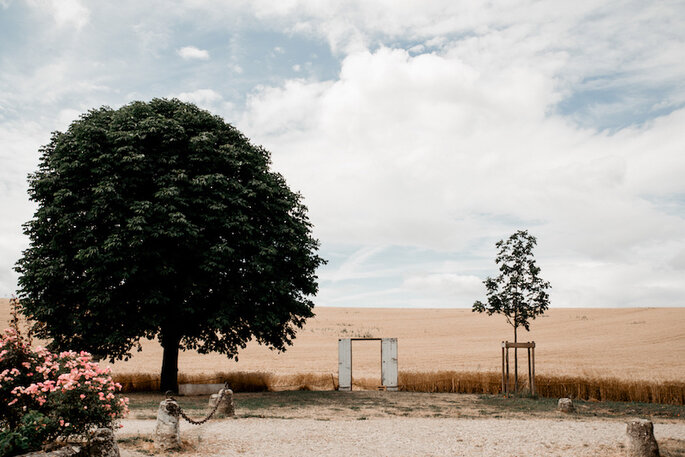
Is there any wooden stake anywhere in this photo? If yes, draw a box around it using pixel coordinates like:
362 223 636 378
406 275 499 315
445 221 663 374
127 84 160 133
501 344 506 394
531 345 536 395
505 343 509 395
527 347 532 393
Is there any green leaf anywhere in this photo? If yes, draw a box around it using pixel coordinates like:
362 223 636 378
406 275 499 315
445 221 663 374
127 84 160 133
15 98 326 391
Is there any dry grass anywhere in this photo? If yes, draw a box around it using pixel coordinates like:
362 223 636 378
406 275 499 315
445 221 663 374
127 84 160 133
398 370 501 394
115 372 161 392
112 369 685 405
114 371 338 393
534 374 685 405
397 371 685 405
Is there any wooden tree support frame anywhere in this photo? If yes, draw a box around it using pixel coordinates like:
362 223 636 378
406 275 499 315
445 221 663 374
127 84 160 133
501 341 536 395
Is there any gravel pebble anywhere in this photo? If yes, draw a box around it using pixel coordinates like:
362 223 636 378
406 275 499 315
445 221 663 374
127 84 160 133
118 417 685 456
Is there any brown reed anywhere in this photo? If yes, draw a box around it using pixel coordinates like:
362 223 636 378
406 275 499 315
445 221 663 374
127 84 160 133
398 371 685 405
113 371 337 393
112 370 685 405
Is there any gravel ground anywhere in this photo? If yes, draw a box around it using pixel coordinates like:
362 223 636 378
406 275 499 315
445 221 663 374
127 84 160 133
118 417 685 457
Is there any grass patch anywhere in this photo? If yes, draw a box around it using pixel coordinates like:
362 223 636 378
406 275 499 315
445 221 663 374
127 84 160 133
125 390 685 421
661 438 685 457
476 394 558 414
117 435 155 456
475 394 685 419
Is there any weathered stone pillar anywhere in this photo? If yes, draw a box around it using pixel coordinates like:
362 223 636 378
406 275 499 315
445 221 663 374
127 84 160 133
88 428 120 457
154 399 181 452
557 398 575 413
208 388 235 417
626 419 660 457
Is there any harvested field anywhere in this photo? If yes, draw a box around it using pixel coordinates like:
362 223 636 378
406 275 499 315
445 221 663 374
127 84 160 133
3 300 684 402
3 300 682 381
110 306 685 381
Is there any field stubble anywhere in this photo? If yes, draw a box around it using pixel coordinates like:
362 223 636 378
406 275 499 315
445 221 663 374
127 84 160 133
2 301 684 403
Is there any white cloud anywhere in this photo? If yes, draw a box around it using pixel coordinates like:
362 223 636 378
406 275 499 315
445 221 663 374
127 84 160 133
174 88 222 105
0 122 44 296
26 0 90 29
52 0 89 28
408 44 424 54
133 21 172 57
177 46 210 60
57 108 81 129
2 0 684 308
404 274 482 292
0 59 111 131
238 43 685 307
320 245 388 282
172 89 237 120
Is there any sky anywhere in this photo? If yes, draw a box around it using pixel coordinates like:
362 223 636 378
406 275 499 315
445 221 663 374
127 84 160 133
1 0 684 308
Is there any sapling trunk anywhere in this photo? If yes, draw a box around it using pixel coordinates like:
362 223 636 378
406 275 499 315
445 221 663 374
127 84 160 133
514 325 518 392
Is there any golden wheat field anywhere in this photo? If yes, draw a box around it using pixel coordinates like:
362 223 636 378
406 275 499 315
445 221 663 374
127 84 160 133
117 306 685 383
3 298 683 383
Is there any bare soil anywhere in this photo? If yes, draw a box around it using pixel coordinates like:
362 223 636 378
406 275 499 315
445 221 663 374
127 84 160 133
117 418 685 457
118 391 685 457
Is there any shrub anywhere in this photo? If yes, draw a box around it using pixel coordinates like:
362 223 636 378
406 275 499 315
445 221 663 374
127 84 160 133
0 329 128 456
0 411 52 456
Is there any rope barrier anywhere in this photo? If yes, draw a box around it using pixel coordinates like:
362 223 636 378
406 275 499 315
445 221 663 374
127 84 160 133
165 382 231 425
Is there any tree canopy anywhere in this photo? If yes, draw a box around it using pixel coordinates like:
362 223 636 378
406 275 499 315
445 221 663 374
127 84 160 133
16 98 325 391
472 230 551 340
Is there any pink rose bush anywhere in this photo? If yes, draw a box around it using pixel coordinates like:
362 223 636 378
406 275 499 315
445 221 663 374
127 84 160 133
0 329 128 456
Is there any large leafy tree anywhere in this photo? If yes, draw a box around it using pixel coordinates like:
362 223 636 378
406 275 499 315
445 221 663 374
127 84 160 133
472 230 550 391
16 98 325 392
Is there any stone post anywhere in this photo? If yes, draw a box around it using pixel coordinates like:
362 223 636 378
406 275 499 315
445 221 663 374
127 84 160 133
208 388 235 417
154 399 181 452
557 398 575 413
88 428 120 457
626 419 660 457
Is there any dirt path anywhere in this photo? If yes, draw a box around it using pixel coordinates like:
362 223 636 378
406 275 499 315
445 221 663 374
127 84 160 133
118 417 685 457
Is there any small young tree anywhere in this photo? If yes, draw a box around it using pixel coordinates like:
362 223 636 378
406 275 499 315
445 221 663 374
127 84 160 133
472 230 550 392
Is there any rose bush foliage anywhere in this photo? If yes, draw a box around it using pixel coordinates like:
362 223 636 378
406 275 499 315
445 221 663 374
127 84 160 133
0 329 128 456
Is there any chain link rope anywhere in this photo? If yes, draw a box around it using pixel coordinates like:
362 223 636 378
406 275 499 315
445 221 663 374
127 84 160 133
165 381 231 425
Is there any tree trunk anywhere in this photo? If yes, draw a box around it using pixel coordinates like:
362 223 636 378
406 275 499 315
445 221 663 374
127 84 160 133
160 331 181 393
514 325 518 392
